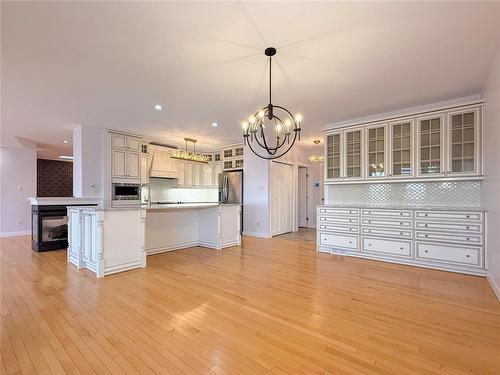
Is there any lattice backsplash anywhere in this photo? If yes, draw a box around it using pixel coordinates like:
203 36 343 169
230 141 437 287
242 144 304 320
325 180 481 207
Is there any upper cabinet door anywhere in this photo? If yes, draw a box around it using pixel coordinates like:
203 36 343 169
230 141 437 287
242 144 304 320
127 152 140 179
447 108 480 176
127 137 141 152
366 125 386 178
417 115 444 177
344 129 363 179
389 120 413 178
325 132 342 180
112 149 127 178
112 134 127 149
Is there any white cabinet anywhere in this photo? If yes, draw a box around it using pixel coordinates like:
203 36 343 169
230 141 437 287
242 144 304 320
366 124 387 179
417 114 445 177
316 205 486 276
140 154 149 184
82 211 98 273
447 108 481 176
324 103 483 184
149 149 178 179
221 144 244 170
110 132 142 181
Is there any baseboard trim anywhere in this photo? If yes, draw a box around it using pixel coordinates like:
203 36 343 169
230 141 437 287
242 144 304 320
0 230 30 238
487 275 500 302
242 231 271 239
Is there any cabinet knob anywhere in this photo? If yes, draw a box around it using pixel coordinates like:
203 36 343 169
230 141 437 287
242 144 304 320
424 234 428 238
400 232 403 235
368 220 371 224
349 228 352 231
400 222 403 225
399 247 403 250
424 224 428 227
466 226 470 229
424 213 428 217
466 215 470 218
349 241 352 244
466 237 470 241
425 250 429 253
368 243 372 246
400 213 403 216
466 254 470 258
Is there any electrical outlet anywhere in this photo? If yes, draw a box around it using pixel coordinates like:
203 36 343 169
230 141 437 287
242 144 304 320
16 220 22 225
256 221 260 228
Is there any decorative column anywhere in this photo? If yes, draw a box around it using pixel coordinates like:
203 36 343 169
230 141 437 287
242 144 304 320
217 206 222 250
140 209 147 267
96 210 105 278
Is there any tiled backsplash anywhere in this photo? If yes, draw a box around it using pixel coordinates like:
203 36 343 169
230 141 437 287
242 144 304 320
325 180 481 207
146 178 218 203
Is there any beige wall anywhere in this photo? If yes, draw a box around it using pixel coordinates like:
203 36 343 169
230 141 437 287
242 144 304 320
483 47 500 300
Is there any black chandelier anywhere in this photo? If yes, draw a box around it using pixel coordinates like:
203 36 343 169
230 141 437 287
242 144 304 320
242 47 302 160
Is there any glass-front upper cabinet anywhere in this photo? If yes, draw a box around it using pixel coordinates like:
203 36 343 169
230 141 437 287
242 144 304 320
390 120 413 177
345 129 363 179
366 125 386 178
447 108 479 175
417 115 444 176
325 132 342 180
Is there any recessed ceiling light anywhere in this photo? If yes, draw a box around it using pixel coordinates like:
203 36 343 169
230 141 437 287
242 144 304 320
154 104 162 111
212 122 219 128
59 155 73 160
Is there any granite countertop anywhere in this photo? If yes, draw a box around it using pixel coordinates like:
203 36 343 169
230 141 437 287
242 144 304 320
70 203 240 211
319 204 487 212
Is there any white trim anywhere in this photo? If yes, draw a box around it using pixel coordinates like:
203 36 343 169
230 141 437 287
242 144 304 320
104 260 143 276
324 176 483 185
324 95 483 131
487 275 500 302
242 231 271 239
0 230 30 238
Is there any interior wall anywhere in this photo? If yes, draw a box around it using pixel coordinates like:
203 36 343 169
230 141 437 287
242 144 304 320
37 159 73 197
73 125 102 198
483 47 500 300
0 146 37 236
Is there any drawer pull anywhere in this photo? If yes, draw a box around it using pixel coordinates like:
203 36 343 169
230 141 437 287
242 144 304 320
466 237 470 241
349 228 352 231
399 232 403 235
349 219 352 222
424 250 429 253
466 215 470 218
466 226 470 229
424 213 428 217
399 247 403 250
367 230 371 232
399 222 403 225
466 254 470 258
349 241 352 244
368 243 372 246
368 220 371 224
400 213 403 216
368 211 371 214
424 234 428 238
424 224 428 227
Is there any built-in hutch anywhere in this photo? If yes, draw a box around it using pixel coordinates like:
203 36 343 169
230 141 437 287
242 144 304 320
319 99 486 276
324 102 482 183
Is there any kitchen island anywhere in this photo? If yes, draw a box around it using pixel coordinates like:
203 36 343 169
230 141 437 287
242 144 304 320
67 203 241 277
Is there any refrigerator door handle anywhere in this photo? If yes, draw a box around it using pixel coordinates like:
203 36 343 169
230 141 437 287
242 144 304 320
224 175 229 202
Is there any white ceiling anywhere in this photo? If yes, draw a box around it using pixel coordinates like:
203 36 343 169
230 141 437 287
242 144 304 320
2 1 500 158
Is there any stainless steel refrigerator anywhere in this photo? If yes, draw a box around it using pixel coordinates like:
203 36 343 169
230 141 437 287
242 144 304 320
219 170 243 233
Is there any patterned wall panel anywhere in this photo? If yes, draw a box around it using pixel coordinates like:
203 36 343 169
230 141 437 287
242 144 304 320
326 180 481 207
37 159 73 197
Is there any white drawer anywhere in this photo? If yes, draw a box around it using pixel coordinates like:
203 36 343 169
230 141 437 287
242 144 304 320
415 242 481 267
319 224 359 234
416 231 482 245
319 233 358 250
361 237 411 257
415 221 482 233
361 209 412 218
318 216 359 225
415 211 483 222
318 207 359 216
361 218 412 228
362 227 412 239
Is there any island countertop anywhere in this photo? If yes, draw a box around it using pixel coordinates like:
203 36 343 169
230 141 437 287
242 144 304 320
76 203 241 211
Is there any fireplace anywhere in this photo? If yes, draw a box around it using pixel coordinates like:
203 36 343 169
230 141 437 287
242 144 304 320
31 205 70 252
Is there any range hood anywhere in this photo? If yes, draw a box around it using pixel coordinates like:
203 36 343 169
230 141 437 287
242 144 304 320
149 150 179 179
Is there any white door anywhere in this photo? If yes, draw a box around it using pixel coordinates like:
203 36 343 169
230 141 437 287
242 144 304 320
298 167 308 227
128 151 140 179
112 149 127 178
271 162 294 236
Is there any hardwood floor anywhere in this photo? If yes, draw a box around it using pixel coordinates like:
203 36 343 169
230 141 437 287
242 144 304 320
1 235 500 374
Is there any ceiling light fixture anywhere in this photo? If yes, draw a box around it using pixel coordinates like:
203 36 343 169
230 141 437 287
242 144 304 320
170 138 209 164
63 140 69 144
242 47 302 160
212 122 219 128
154 104 162 111
59 155 74 160
308 154 324 162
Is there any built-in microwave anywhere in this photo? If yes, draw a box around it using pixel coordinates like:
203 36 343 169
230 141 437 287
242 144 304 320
112 183 141 202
